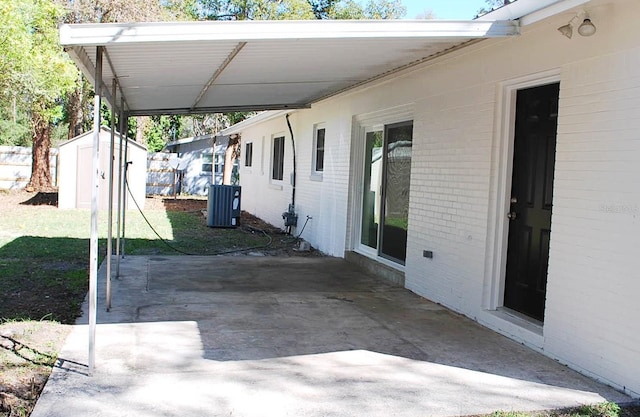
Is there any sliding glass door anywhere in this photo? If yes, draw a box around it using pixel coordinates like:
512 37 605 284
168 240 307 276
360 121 413 264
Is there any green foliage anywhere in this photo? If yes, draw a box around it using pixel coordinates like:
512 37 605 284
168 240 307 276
226 112 253 126
320 0 405 19
308 0 337 19
362 0 405 19
59 0 171 23
144 115 182 152
162 0 202 20
50 120 70 145
0 0 78 151
97 104 139 141
487 402 622 417
575 402 621 417
192 0 315 20
0 106 31 146
0 0 77 121
187 0 405 20
490 412 532 417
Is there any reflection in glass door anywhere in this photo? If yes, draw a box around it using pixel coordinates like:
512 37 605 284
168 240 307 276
360 121 413 264
361 130 383 250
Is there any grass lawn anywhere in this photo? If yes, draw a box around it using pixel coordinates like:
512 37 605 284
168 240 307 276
0 191 282 416
0 194 270 324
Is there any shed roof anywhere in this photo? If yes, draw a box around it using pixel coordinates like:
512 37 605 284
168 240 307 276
164 133 230 152
165 134 215 148
60 20 519 116
58 126 147 151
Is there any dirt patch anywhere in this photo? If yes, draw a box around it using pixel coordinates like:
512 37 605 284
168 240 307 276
145 195 208 212
0 322 70 417
144 193 322 257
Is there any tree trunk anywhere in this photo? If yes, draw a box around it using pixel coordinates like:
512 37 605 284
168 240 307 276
26 112 53 192
136 116 148 144
66 76 91 139
222 135 240 185
66 86 82 139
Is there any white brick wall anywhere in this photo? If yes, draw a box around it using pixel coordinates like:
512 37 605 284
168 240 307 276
238 105 354 257
235 0 640 397
237 116 291 231
545 45 640 396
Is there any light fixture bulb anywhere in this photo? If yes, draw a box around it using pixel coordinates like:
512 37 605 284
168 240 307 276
578 18 596 36
558 24 573 39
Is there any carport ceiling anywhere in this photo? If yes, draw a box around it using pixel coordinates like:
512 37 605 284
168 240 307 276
60 20 519 116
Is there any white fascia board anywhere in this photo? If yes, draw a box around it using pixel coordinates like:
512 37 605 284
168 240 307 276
478 0 562 20
59 20 519 47
478 0 591 25
520 0 592 26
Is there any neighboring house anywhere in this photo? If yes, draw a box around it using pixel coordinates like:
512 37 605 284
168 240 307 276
221 0 640 398
161 134 238 196
58 126 147 210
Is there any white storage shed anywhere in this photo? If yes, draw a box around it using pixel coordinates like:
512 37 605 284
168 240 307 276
58 126 147 210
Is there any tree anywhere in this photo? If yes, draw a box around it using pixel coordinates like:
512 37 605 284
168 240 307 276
362 0 405 19
476 0 512 17
0 103 31 146
308 0 338 19
188 0 315 20
57 0 191 24
57 0 195 145
414 8 435 20
186 0 406 21
222 134 240 184
143 115 182 152
0 0 78 191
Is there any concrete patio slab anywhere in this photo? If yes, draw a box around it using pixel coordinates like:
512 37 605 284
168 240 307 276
32 256 631 417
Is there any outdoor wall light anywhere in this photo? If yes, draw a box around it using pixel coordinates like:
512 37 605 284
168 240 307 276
577 18 597 36
558 12 596 39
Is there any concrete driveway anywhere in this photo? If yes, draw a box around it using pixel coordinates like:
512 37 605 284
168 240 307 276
32 256 630 417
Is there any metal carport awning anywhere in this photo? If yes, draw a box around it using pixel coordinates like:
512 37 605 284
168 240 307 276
60 19 519 116
59 18 520 374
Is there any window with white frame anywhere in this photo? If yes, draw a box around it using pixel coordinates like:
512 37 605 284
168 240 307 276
201 152 213 173
214 154 223 174
245 142 253 167
272 136 285 181
313 124 325 174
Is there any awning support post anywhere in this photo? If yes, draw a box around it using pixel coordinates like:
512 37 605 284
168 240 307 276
106 79 117 312
88 45 104 376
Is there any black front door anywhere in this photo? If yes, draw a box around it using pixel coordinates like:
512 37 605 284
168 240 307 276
504 83 559 321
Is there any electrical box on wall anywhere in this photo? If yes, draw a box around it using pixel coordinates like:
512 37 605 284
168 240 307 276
282 204 298 227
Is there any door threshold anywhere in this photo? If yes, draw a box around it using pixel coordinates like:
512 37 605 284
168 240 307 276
493 307 543 336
